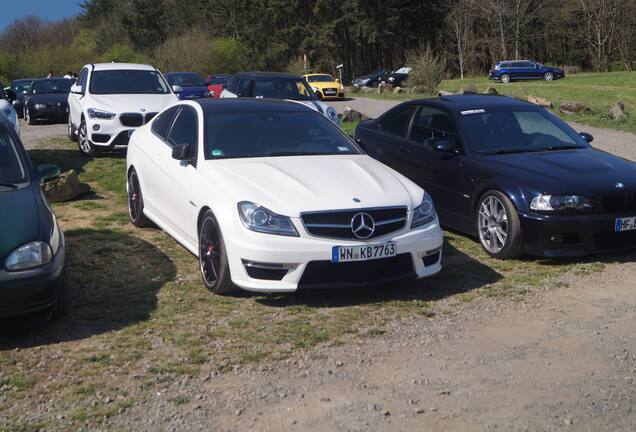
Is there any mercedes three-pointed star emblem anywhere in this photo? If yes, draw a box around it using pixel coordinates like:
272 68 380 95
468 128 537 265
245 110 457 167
351 212 375 239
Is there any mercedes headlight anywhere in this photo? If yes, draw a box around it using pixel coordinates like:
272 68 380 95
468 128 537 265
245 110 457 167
5 241 53 271
238 202 298 237
530 195 591 211
34 103 46 110
411 193 436 228
87 108 116 120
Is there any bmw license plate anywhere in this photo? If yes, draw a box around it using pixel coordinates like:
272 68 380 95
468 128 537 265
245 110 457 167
615 217 636 232
332 242 396 263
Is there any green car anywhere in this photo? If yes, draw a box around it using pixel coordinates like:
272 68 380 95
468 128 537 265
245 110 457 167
0 115 68 319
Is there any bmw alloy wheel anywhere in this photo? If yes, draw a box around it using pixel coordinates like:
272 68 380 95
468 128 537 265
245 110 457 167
78 121 95 156
478 195 508 254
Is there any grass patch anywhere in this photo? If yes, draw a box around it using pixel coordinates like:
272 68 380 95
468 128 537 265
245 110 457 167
0 375 37 391
363 71 636 134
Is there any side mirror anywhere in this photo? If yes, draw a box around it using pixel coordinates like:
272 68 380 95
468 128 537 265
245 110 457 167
433 139 457 154
579 132 594 143
70 84 83 94
172 143 192 161
172 85 183 94
36 164 60 183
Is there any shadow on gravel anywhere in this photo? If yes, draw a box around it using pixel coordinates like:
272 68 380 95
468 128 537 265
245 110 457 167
0 229 176 349
256 238 502 308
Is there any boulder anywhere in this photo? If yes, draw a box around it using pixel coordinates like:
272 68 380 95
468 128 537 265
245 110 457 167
438 90 455 96
393 86 404 95
341 107 369 123
528 95 553 109
377 82 388 94
483 87 499 95
349 85 360 94
459 84 478 95
43 169 91 203
559 101 587 114
361 86 375 93
609 101 626 120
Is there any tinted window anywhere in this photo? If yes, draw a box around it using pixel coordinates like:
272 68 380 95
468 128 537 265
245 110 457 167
78 68 88 92
204 111 360 160
167 107 198 148
11 80 33 93
209 76 228 85
520 62 535 68
381 106 416 138
409 106 457 147
31 79 73 94
90 70 169 95
250 77 315 101
226 76 238 92
0 129 27 186
166 73 204 86
151 106 179 140
307 75 335 83
237 78 252 96
460 108 587 154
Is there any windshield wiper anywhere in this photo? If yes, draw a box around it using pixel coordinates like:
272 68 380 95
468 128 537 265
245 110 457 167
480 148 542 155
539 145 585 151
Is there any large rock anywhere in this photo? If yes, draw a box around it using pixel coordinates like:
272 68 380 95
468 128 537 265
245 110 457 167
341 107 369 123
438 90 455 96
43 170 91 203
483 87 499 95
377 82 389 94
393 86 404 95
459 84 478 95
609 101 626 120
349 85 360 94
559 101 587 114
528 95 553 109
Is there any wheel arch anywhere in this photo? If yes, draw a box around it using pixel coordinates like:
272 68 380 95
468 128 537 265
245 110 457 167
471 181 529 218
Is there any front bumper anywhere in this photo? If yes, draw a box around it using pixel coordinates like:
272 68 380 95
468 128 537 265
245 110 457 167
30 108 68 122
0 245 65 318
224 219 444 292
520 211 636 257
86 117 136 148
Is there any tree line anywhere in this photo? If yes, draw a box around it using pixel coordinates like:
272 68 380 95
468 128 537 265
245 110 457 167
0 0 634 85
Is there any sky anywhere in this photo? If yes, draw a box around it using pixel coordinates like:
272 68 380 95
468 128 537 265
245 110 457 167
1 0 81 31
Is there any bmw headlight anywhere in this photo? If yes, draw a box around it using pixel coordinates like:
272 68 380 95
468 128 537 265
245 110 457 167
34 103 46 110
411 193 436 228
238 201 299 237
530 195 592 211
87 108 116 120
5 241 53 271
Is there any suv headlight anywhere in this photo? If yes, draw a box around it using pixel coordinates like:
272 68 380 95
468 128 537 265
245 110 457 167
411 193 436 228
34 103 46 110
530 195 592 211
87 108 116 120
5 241 53 271
238 201 299 237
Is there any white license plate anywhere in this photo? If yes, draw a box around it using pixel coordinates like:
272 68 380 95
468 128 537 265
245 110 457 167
325 90 336 95
615 217 636 232
332 242 396 263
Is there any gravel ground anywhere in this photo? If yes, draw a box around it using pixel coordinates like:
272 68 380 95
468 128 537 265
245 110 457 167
6 105 636 431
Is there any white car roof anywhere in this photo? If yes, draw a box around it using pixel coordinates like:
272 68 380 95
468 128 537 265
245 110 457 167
90 63 157 72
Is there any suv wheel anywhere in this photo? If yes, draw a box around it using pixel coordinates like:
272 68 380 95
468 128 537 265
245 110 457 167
476 191 523 259
199 211 234 294
77 120 96 157
544 72 554 81
500 74 511 84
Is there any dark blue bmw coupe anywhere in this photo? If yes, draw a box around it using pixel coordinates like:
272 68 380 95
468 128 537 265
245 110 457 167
355 95 636 259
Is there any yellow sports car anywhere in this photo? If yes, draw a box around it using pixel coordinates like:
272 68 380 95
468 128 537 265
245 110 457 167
302 74 345 100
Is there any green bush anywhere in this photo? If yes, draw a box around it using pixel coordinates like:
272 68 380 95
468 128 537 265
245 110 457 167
405 44 446 93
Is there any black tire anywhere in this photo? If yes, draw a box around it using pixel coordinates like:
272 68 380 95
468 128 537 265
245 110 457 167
77 119 96 157
54 257 70 318
198 211 234 294
500 74 511 84
127 168 152 228
475 190 524 259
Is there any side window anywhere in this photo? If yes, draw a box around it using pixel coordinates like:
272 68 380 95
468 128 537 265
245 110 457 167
78 68 88 92
409 106 457 147
167 106 198 149
237 78 252 97
380 106 416 138
151 106 179 141
225 76 237 92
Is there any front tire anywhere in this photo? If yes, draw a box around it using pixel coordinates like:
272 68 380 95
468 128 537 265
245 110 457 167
199 211 234 294
500 74 511 84
77 119 96 157
127 168 152 228
476 191 523 259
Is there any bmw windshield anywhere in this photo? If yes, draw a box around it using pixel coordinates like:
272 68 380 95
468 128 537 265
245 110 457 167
0 129 28 189
205 111 361 160
90 70 170 95
252 77 316 101
460 108 589 155
31 79 73 94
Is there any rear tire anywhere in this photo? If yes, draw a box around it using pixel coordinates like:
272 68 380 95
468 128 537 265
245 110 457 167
476 190 524 259
500 74 511 84
544 72 554 81
199 211 234 294
127 168 152 228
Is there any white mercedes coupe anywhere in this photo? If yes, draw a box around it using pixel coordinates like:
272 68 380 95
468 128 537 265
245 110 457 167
126 98 443 293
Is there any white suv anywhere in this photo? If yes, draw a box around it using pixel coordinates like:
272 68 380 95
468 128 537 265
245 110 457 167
68 63 179 156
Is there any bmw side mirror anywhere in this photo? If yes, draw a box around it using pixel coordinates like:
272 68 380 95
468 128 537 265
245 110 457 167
579 132 594 143
433 139 457 154
70 84 83 94
172 143 192 161
36 164 60 183
172 85 183 94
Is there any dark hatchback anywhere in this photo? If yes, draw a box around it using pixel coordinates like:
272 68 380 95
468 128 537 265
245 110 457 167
23 78 74 125
164 72 211 100
5 78 35 118
489 60 564 84
0 116 68 318
355 95 636 258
